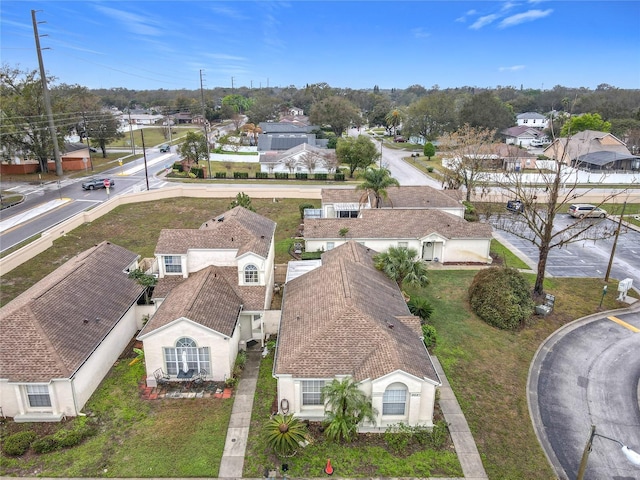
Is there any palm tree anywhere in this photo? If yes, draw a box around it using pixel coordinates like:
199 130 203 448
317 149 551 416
265 414 308 456
321 378 377 442
373 246 429 291
356 167 399 208
385 108 404 136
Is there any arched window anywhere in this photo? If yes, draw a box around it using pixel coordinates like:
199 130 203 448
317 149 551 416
163 337 210 376
383 383 407 415
244 264 259 284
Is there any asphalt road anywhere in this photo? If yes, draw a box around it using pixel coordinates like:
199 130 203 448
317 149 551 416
530 309 640 480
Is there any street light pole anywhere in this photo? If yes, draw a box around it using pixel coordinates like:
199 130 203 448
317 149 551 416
605 201 627 282
379 138 383 168
577 425 640 480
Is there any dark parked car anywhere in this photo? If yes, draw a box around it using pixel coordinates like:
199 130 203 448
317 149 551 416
393 136 406 143
82 178 115 190
159 144 171 152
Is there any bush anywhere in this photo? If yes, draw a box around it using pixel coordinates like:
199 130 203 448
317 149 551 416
274 172 289 179
172 162 183 172
426 166 434 172
334 173 345 181
233 172 249 179
408 296 434 323
3 431 37 456
215 172 227 179
255 171 269 179
295 173 308 180
314 173 328 180
469 267 535 330
421 324 437 349
190 166 205 179
31 436 58 454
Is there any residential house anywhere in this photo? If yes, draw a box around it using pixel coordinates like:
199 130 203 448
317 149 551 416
274 241 441 428
288 106 304 116
544 130 640 170
137 206 277 386
259 143 332 174
0 242 146 422
502 126 548 148
304 208 492 264
257 121 328 152
516 112 548 129
319 186 465 219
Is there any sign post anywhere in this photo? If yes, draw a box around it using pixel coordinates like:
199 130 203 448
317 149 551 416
103 179 111 196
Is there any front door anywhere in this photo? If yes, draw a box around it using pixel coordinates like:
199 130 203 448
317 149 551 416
422 241 434 261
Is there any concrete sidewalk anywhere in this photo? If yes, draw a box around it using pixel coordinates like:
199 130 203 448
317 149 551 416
218 348 261 478
433 356 488 480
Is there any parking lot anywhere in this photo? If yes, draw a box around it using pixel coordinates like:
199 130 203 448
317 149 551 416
493 213 640 289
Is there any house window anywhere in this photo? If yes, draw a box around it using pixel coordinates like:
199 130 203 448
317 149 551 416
398 242 408 248
26 385 52 408
164 255 182 274
302 380 325 406
326 242 335 250
338 210 358 218
164 337 210 376
383 383 407 415
244 264 259 284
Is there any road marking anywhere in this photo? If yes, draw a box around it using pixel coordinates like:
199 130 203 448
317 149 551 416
607 316 640 333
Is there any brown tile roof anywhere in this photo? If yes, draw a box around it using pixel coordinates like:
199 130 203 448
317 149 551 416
0 242 144 382
321 186 462 210
141 266 266 338
155 206 276 258
274 242 438 383
304 209 492 240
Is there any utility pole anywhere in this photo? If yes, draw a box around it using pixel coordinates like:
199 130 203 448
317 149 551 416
200 69 212 178
231 76 235 92
81 112 94 171
605 201 627 282
31 10 62 177
140 129 149 191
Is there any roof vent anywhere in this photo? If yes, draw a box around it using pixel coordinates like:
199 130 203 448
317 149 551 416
387 322 394 329
83 319 89 324
217 216 224 222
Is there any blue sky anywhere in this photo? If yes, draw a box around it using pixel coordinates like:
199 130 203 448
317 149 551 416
2 1 639 91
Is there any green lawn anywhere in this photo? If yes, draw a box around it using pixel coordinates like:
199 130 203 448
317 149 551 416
490 238 531 270
0 196 633 478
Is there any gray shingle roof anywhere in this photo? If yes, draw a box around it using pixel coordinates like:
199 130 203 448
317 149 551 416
274 241 438 382
305 208 492 240
156 206 276 259
322 186 463 210
0 242 144 382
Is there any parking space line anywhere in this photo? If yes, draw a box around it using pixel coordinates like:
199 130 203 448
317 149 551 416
607 316 640 333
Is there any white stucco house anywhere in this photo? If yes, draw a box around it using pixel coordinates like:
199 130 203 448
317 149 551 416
304 208 493 264
138 206 277 387
0 242 146 422
259 143 333 174
516 112 548 129
319 186 465 219
274 241 441 429
502 126 548 148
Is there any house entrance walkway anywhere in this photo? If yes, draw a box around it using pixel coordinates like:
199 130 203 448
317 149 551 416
218 347 261 477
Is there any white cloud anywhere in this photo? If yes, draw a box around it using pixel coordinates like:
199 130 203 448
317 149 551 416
499 9 553 28
499 65 526 72
93 5 162 37
206 53 248 62
207 4 248 21
470 14 499 30
411 28 430 39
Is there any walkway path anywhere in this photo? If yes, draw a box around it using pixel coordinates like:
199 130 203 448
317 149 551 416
218 348 261 478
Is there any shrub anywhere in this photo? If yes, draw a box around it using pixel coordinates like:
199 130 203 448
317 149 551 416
384 423 413 453
235 350 247 369
255 171 269 179
408 296 434 323
215 172 227 179
233 172 249 179
469 267 535 330
334 173 345 181
295 173 308 180
274 172 289 179
421 324 438 349
190 166 205 179
314 173 327 180
31 436 58 454
3 431 37 456
172 162 183 172
426 166 434 172
266 414 308 456
225 376 238 388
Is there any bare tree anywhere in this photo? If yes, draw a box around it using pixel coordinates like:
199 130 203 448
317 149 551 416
440 124 496 201
231 112 243 131
282 155 298 174
300 151 320 174
321 150 339 173
488 138 629 296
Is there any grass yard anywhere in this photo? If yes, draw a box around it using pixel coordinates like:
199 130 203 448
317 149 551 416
0 358 233 477
490 238 531 270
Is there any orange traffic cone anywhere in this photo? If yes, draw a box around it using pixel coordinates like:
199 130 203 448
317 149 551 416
324 458 334 475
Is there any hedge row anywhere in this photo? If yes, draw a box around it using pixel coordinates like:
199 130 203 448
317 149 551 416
210 172 345 181
3 421 96 456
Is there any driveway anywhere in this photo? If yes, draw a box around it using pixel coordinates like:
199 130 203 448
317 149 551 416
529 307 640 480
